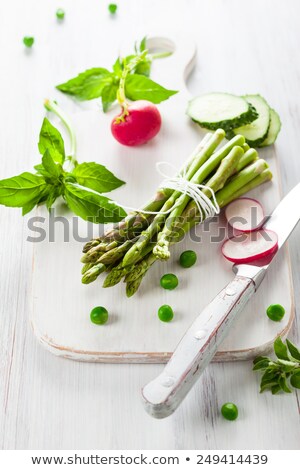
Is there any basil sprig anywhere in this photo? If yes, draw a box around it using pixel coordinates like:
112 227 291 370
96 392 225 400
0 102 126 224
56 38 177 111
253 337 300 394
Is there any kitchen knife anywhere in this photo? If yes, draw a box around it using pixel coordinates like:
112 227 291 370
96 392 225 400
142 183 300 419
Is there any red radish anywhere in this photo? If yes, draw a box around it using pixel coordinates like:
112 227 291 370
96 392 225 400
111 100 162 146
225 197 264 232
222 229 278 264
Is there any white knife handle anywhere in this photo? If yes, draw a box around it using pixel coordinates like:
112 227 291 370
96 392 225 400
142 274 257 419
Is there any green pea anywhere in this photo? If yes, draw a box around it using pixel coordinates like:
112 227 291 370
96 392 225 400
266 304 285 322
158 305 174 322
56 8 65 20
90 306 109 325
108 3 118 14
23 36 34 48
160 273 178 290
179 250 197 268
221 403 238 421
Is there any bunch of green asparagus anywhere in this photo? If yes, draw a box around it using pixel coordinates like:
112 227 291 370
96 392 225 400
81 129 272 296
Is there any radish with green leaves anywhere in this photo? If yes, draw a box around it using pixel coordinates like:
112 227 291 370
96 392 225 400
56 38 177 146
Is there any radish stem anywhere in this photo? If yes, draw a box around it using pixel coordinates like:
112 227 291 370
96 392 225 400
44 99 77 169
115 51 148 121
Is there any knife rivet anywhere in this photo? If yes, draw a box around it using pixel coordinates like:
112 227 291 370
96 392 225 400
194 330 206 340
160 376 175 387
225 286 237 296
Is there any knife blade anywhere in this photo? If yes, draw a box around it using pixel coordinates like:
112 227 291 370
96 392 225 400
262 183 300 249
142 183 300 419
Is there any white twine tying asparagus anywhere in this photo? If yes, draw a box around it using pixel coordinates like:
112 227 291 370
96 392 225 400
116 160 220 221
154 161 220 221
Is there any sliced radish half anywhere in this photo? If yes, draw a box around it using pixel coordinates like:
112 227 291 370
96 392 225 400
222 229 278 264
225 198 264 232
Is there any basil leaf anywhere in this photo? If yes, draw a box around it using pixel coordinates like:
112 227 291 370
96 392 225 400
34 165 56 181
34 163 45 174
139 37 147 52
271 384 281 395
73 162 125 193
260 380 279 393
279 376 292 393
253 355 270 365
56 68 113 100
125 74 177 103
0 172 48 207
124 54 135 65
112 58 123 77
276 359 298 372
252 358 271 371
274 337 290 361
290 370 300 389
260 369 278 384
260 369 278 393
101 83 119 112
46 186 61 210
286 339 300 361
22 200 38 216
134 59 151 77
42 149 62 180
64 183 126 224
113 55 151 78
38 118 65 164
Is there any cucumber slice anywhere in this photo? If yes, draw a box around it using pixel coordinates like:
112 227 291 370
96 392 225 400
187 92 258 131
232 95 270 147
259 109 281 147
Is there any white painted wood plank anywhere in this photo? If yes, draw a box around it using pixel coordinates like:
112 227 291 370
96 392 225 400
0 0 299 451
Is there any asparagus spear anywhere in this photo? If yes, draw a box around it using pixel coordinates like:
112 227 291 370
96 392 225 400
235 148 258 172
124 251 157 297
124 252 157 283
102 265 133 288
97 239 136 265
81 262 95 275
82 239 102 253
219 168 272 207
126 276 144 298
215 159 269 207
82 263 106 284
81 241 118 263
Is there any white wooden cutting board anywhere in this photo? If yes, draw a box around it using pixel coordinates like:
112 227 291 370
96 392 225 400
30 33 294 363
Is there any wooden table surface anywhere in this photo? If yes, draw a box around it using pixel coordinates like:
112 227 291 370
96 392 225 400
0 0 299 450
